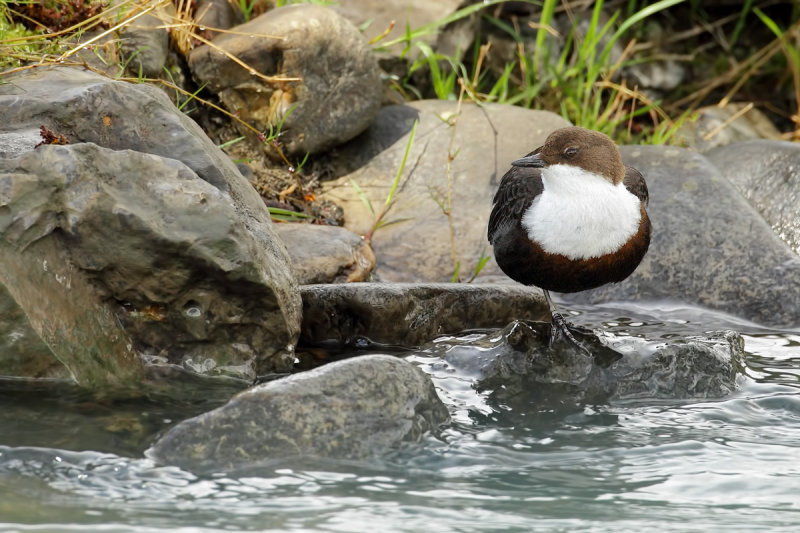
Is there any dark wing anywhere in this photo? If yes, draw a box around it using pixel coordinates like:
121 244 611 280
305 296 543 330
487 164 543 244
623 165 649 206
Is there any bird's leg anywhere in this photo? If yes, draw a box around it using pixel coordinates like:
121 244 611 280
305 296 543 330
543 290 592 356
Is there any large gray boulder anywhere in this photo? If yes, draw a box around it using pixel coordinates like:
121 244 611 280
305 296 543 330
0 67 301 386
564 145 800 328
147 354 449 471
322 100 571 282
706 139 800 254
188 4 382 157
0 143 299 385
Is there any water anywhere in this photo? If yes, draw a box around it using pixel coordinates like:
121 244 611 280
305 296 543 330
1 302 799 532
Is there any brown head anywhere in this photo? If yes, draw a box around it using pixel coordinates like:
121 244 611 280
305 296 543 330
511 127 626 184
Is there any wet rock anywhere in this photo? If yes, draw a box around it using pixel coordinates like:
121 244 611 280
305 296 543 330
706 140 800 254
147 354 449 471
274 224 375 283
0 284 66 379
334 0 464 56
609 330 745 400
0 67 301 386
188 4 382 156
322 100 571 282
300 282 548 348
676 103 783 153
426 320 744 405
564 145 800 329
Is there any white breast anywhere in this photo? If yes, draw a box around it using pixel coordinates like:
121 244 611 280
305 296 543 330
521 164 642 260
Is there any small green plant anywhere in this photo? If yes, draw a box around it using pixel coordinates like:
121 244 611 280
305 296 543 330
350 119 419 245
753 7 800 138
268 206 312 222
237 0 257 22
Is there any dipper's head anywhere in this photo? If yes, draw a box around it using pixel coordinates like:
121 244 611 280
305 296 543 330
512 127 625 185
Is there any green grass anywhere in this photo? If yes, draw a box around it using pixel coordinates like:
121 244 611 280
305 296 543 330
395 0 694 144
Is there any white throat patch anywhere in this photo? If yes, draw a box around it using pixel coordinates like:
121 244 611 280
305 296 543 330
521 164 642 260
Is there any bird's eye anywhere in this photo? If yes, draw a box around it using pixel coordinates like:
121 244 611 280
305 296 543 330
564 147 578 157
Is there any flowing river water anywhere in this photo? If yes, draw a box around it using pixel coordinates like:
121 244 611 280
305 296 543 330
1 301 799 532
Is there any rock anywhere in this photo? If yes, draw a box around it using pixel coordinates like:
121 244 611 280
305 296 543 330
0 284 66 379
147 354 449 471
188 4 382 157
193 0 243 39
333 0 464 56
274 224 375 283
0 67 302 386
118 10 170 77
322 100 571 282
705 140 800 254
610 330 745 400
0 144 298 385
300 282 548 347
676 103 783 153
625 59 685 92
423 320 744 406
564 145 800 328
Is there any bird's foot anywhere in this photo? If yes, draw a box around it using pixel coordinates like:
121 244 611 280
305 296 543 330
549 312 592 357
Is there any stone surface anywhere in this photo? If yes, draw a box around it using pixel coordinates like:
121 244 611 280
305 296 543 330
322 100 571 282
0 67 302 386
423 320 745 405
676 103 783 153
118 11 170 77
0 284 66 379
193 0 243 39
147 354 449 471
274 224 375 283
563 145 800 328
188 4 382 156
300 283 548 348
0 144 298 385
706 140 800 254
333 0 464 56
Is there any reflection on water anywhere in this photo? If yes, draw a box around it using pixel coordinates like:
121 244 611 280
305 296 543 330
1 302 799 532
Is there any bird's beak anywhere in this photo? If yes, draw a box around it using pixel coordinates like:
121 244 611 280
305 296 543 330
511 153 546 168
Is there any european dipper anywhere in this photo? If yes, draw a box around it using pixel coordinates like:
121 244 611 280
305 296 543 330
488 126 651 349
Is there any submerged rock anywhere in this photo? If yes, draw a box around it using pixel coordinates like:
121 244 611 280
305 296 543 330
188 4 382 157
706 140 800 254
147 354 449 471
565 145 800 328
425 320 745 406
300 282 549 348
0 67 301 387
322 101 571 282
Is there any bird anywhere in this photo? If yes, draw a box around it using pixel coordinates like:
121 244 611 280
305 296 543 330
487 126 651 352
